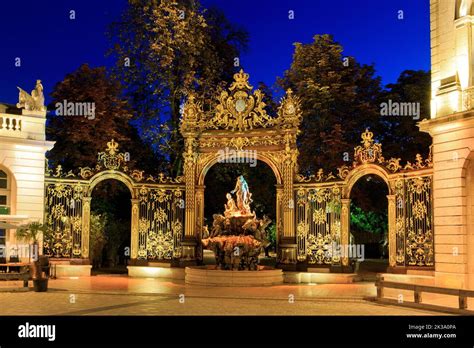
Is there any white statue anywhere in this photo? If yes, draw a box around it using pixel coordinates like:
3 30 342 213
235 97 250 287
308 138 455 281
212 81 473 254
230 175 253 215
17 80 46 112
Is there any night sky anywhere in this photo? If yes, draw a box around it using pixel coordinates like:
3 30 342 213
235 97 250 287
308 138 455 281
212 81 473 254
0 0 430 105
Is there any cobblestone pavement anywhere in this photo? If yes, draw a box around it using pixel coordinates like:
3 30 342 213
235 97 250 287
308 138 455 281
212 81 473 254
0 291 439 315
0 277 444 315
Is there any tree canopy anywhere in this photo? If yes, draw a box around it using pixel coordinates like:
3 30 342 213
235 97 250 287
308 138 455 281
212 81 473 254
47 64 160 174
279 34 431 175
108 0 249 175
279 34 382 174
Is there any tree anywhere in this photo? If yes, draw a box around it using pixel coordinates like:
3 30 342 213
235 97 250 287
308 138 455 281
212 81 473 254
279 34 382 174
89 213 108 269
256 81 279 116
47 64 161 174
376 70 432 160
108 0 249 175
91 180 131 268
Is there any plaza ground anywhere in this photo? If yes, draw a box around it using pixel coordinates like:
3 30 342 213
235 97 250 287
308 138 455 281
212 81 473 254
0 276 468 315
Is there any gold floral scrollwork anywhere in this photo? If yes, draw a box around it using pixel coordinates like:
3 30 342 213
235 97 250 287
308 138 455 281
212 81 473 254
404 153 432 171
331 220 341 238
229 137 250 150
307 233 332 265
387 158 401 172
407 177 431 195
46 229 73 258
312 208 326 225
138 187 185 261
396 248 405 264
296 221 309 261
138 218 150 234
172 220 183 258
97 139 125 170
44 181 84 258
412 200 427 220
296 169 338 183
278 88 302 129
337 165 351 180
147 230 174 260
154 208 167 224
297 221 308 238
79 167 94 179
406 229 434 266
296 188 306 206
180 93 203 133
204 69 276 131
395 217 404 236
308 188 330 204
130 170 144 182
354 128 384 164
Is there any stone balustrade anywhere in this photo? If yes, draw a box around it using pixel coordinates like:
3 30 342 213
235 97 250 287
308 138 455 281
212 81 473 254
0 114 22 134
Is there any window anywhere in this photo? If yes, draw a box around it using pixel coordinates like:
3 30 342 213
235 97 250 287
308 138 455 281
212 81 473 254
0 229 5 247
0 169 10 214
0 170 6 189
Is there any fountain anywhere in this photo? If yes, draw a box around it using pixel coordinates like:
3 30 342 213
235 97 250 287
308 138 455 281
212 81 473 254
185 176 283 286
202 175 271 270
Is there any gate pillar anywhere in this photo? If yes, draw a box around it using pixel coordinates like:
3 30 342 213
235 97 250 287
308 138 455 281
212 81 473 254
387 194 397 269
81 196 91 259
180 138 198 265
130 198 139 260
341 198 351 268
278 141 298 270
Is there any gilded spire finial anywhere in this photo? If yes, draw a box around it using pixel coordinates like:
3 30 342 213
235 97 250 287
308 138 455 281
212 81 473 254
106 139 119 155
229 69 253 91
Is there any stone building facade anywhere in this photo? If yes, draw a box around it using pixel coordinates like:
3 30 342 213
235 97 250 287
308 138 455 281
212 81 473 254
420 0 474 289
0 82 54 260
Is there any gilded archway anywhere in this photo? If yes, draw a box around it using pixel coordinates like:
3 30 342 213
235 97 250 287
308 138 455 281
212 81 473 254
44 140 185 263
179 69 302 265
294 129 435 271
87 170 135 198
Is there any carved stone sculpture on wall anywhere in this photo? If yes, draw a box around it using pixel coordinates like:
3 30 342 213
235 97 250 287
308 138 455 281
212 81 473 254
17 80 46 112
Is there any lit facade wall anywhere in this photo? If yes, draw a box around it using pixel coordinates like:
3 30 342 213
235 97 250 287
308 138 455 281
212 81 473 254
421 0 474 289
430 0 474 118
0 106 54 259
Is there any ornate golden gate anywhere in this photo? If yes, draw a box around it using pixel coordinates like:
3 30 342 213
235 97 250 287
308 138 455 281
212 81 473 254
294 129 434 272
179 69 302 267
44 140 185 263
44 70 435 273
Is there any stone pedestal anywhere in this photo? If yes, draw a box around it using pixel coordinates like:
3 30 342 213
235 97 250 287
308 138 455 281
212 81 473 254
179 238 198 267
277 240 297 271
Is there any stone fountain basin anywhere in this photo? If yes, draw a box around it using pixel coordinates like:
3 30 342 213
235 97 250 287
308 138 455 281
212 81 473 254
185 265 283 287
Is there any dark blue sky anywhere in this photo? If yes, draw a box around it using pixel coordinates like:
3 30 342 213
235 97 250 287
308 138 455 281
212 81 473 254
0 0 430 104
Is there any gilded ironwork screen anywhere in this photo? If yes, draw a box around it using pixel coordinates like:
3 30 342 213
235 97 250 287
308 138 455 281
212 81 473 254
295 186 342 265
44 140 185 262
137 187 184 260
44 182 85 258
294 129 435 270
394 176 434 267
